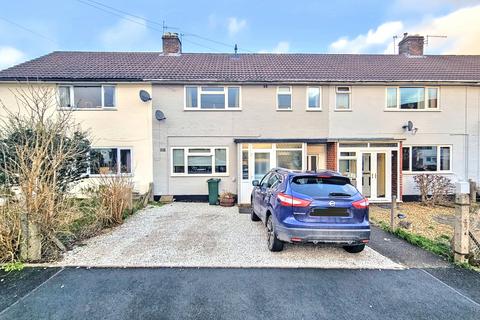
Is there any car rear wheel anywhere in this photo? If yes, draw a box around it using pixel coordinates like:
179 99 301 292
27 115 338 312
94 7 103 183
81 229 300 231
266 215 284 252
250 203 261 221
343 244 365 253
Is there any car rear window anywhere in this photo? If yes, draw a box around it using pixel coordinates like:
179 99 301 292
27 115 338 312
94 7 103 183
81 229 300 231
290 176 358 198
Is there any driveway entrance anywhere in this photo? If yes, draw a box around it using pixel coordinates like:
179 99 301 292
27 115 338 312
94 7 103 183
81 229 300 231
58 203 401 269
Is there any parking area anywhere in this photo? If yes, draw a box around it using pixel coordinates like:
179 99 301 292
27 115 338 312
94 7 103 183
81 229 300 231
58 202 402 269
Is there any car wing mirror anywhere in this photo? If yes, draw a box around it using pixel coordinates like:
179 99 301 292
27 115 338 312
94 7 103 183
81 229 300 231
252 180 260 187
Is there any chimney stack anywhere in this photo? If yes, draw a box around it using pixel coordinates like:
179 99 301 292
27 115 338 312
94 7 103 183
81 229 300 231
398 33 424 56
162 32 182 55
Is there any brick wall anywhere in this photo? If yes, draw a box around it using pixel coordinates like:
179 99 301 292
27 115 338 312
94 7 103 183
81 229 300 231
392 150 398 198
326 142 337 171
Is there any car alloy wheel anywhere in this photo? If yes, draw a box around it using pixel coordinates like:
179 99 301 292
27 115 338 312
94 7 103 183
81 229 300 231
267 217 274 248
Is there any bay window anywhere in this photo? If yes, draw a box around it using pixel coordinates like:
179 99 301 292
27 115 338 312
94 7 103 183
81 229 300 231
402 145 451 172
171 147 228 175
386 87 439 110
185 86 241 109
59 85 116 109
90 147 132 175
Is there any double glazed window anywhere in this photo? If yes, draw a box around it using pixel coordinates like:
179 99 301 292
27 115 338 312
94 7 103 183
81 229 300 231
89 148 132 175
59 85 116 109
172 147 228 175
402 146 451 172
307 87 321 110
335 86 351 110
386 87 439 110
185 86 240 109
275 143 302 170
277 86 292 110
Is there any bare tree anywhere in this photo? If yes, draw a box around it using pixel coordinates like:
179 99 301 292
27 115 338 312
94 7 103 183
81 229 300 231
0 84 90 261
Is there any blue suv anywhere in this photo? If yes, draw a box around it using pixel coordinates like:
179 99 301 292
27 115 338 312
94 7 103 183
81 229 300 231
251 168 370 252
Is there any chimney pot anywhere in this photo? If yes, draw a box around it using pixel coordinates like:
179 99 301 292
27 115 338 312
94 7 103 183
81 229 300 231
398 33 424 56
162 32 182 55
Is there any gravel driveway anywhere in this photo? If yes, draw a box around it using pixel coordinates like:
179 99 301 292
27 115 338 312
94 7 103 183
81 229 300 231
58 202 402 269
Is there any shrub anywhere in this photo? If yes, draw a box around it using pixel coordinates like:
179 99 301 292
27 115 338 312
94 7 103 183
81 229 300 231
0 84 91 261
414 174 454 206
0 197 21 263
85 175 134 228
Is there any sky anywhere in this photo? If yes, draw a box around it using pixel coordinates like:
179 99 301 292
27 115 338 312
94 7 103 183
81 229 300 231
1 0 480 69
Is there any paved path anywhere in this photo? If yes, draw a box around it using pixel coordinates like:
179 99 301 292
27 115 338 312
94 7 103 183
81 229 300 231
1 267 479 320
57 203 401 269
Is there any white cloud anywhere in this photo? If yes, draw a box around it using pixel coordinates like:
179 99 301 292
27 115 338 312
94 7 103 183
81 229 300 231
100 17 151 51
328 5 480 54
227 17 247 37
259 41 290 54
0 46 26 70
329 21 404 53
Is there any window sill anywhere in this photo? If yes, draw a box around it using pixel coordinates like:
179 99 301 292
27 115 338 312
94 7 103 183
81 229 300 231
384 109 441 112
59 107 118 111
306 108 322 112
171 173 230 177
88 173 134 177
276 108 293 112
334 109 352 112
184 108 242 111
402 171 453 175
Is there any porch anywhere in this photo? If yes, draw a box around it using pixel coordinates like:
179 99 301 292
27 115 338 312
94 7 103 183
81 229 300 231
234 138 403 205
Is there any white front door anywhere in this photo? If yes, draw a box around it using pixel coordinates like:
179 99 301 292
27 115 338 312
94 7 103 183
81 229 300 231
239 149 274 204
360 151 390 201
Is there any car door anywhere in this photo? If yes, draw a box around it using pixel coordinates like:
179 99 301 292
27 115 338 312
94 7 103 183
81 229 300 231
254 172 272 219
264 173 281 211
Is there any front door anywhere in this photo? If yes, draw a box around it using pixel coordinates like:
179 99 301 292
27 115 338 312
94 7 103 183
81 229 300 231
253 151 272 181
360 151 390 201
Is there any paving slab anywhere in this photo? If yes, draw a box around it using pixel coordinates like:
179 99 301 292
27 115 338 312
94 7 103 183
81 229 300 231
56 203 401 269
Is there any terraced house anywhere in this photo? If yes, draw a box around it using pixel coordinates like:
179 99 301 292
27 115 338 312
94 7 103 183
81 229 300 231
0 33 480 204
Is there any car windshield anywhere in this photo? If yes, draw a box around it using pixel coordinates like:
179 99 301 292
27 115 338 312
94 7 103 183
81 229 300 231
290 176 358 198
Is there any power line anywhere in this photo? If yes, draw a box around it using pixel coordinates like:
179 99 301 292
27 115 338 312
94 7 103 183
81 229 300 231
0 16 57 44
75 0 253 53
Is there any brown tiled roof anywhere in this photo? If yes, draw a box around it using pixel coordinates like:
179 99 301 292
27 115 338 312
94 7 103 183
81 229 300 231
0 51 480 83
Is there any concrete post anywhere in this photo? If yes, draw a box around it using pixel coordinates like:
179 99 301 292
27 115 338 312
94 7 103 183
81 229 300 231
390 195 397 230
469 179 477 204
19 212 42 262
454 182 470 264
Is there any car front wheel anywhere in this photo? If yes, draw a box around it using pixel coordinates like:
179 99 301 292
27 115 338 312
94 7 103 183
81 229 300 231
266 215 284 252
250 202 261 221
343 244 365 253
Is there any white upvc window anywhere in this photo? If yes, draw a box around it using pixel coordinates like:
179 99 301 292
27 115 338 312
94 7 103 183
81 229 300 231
306 86 321 110
277 86 292 110
402 145 451 172
184 86 241 110
335 86 351 110
171 147 229 176
385 86 439 110
58 85 116 109
89 147 132 175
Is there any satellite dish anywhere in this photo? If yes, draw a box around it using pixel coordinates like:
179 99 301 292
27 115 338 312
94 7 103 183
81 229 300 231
407 121 414 131
139 90 152 102
155 110 166 121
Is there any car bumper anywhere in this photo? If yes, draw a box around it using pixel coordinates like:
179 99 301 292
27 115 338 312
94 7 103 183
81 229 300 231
276 225 371 245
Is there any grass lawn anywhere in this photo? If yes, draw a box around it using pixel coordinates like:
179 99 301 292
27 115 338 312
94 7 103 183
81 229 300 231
370 202 455 259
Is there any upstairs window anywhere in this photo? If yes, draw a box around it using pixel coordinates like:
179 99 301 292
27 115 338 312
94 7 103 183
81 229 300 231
335 86 351 110
277 86 292 110
185 86 241 110
307 87 321 110
59 85 116 109
386 87 439 110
